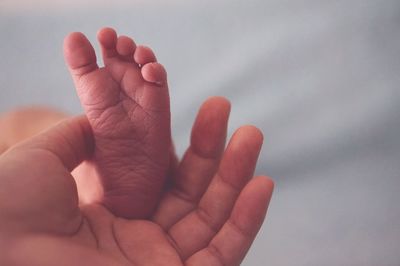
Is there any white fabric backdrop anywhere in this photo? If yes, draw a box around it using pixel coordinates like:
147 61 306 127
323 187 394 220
1 0 399 265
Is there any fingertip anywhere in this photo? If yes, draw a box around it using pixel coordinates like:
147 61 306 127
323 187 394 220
218 126 264 186
191 97 231 158
202 96 231 116
14 115 93 171
237 125 264 144
206 96 231 105
254 175 275 199
228 125 264 159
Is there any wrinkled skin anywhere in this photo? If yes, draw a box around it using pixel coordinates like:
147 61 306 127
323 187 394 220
0 28 274 265
0 109 273 265
64 28 172 219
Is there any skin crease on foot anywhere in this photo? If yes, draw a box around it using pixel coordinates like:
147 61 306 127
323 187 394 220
64 27 172 219
0 28 274 265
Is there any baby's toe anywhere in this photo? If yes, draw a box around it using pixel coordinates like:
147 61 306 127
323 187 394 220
116 35 136 61
64 32 98 77
134 46 157 66
97 27 118 60
141 62 167 86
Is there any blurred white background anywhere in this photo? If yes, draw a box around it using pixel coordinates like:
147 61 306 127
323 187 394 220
1 0 400 265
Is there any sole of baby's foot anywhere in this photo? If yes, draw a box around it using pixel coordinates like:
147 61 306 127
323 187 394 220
64 27 171 219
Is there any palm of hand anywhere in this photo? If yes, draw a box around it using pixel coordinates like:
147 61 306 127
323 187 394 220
0 99 273 266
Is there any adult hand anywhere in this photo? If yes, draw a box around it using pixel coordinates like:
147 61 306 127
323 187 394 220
0 97 273 265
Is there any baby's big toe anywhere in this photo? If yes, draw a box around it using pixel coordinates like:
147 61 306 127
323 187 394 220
63 32 98 77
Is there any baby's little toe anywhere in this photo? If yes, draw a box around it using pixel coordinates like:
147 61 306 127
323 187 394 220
141 62 167 85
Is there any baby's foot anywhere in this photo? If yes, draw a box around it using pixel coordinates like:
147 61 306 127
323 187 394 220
64 28 171 218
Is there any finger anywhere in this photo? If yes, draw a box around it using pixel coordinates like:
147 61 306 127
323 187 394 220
0 107 67 153
153 97 230 228
14 115 93 171
167 126 263 259
0 115 93 234
185 176 274 266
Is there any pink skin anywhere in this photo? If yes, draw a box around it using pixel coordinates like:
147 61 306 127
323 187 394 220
0 99 274 266
0 28 274 265
64 28 171 219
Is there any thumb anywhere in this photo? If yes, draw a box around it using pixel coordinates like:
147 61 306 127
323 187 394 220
11 115 94 171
